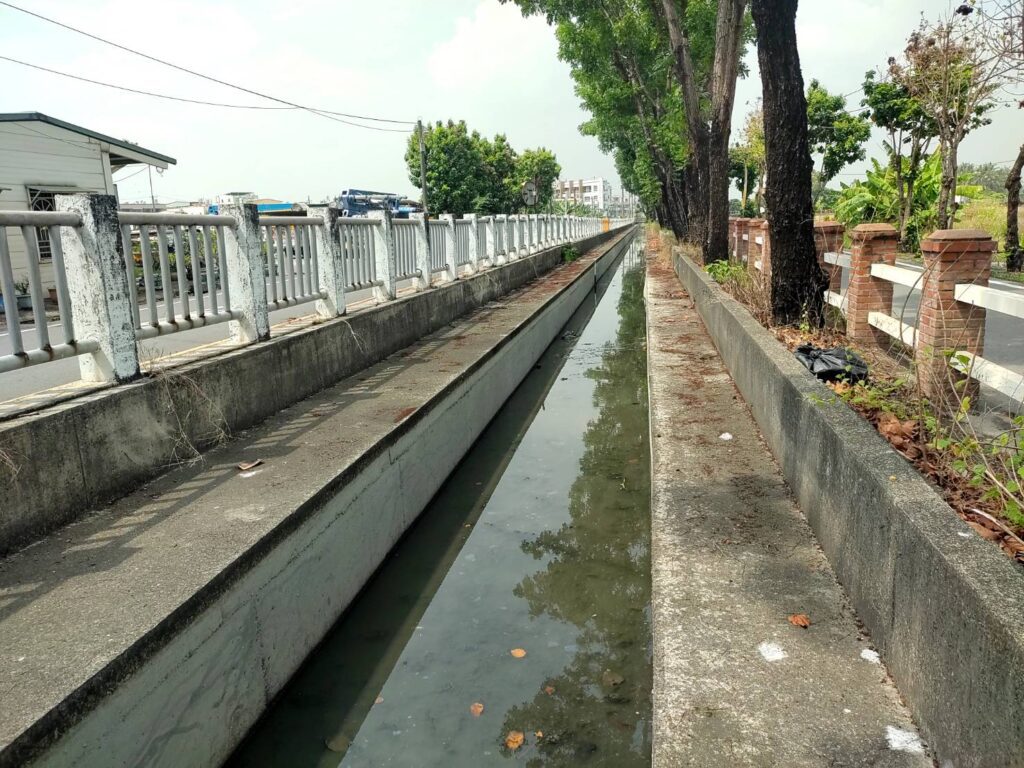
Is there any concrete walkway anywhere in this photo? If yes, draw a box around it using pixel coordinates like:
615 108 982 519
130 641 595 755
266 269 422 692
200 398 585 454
645 245 931 767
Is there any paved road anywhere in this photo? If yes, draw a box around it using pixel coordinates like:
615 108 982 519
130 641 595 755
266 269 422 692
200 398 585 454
838 260 1024 375
0 284 380 402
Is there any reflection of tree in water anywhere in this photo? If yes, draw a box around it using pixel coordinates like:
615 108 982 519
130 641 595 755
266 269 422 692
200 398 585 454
502 264 652 766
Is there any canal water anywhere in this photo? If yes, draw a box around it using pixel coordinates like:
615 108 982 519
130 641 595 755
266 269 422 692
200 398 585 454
228 236 650 767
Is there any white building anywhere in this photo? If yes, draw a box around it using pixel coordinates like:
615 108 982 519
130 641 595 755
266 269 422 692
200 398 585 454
0 112 175 290
552 177 611 211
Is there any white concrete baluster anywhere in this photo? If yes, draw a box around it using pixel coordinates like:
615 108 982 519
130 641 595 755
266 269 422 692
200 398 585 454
369 210 397 301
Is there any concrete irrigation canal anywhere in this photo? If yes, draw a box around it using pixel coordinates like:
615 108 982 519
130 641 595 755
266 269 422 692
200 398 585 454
228 238 651 767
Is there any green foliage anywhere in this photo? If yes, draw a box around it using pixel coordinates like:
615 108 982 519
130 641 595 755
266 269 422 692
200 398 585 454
705 260 746 284
960 162 1012 197
404 120 560 215
806 79 871 184
834 153 982 250
561 245 580 263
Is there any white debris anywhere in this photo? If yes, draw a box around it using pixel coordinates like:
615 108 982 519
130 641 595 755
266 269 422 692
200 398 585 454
239 470 263 478
860 648 881 664
757 641 787 662
886 726 924 753
957 531 972 538
719 432 733 441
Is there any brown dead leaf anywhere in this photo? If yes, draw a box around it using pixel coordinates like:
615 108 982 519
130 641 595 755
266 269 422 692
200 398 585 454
470 702 484 717
543 685 555 695
967 521 1003 541
505 731 525 751
535 730 544 740
788 613 811 628
374 695 383 705
510 648 527 659
393 406 417 423
236 459 263 471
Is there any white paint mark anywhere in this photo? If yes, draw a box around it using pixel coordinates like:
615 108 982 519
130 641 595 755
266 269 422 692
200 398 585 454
886 726 924 753
757 641 787 662
860 648 881 664
719 432 733 441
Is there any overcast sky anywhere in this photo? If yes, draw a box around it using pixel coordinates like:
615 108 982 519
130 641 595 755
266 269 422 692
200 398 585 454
1 0 1019 206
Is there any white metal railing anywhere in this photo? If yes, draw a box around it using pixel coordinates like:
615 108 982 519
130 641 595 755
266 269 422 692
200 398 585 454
261 215 325 310
119 212 239 338
429 221 447 274
0 210 97 373
392 219 420 280
338 218 379 290
1 197 628 389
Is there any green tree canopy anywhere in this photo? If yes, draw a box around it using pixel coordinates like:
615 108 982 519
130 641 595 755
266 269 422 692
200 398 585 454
516 147 561 208
806 79 871 184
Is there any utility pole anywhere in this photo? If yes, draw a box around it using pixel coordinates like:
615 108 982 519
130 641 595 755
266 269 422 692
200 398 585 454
147 165 156 211
417 119 429 217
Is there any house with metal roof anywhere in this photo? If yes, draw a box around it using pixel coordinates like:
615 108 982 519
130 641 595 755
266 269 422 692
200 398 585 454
0 112 175 292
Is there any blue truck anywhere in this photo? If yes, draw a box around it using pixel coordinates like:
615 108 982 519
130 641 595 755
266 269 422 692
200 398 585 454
336 189 421 218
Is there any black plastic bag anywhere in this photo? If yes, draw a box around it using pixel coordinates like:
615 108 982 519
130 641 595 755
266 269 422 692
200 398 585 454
794 343 868 383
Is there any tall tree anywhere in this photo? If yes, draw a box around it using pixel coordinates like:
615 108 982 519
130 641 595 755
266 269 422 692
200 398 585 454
750 0 825 324
861 69 938 249
890 17 1005 229
517 148 562 209
654 0 748 262
805 79 871 185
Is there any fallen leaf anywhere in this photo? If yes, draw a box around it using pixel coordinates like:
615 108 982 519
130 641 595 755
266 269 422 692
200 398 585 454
470 702 484 717
967 521 1002 541
535 730 544 740
601 670 625 687
543 685 555 695
788 613 811 628
505 731 525 751
236 459 263 471
325 733 351 753
393 406 417 423
510 648 527 659
374 695 384 705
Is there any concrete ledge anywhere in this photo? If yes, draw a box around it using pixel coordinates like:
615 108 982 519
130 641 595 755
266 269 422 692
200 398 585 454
670 245 1024 767
0 229 625 555
0 230 636 768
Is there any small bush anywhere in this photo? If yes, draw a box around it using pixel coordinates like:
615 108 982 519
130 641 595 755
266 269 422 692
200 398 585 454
561 246 580 263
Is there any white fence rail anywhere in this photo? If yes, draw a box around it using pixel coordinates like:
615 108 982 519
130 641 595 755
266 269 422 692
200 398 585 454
1 192 628 387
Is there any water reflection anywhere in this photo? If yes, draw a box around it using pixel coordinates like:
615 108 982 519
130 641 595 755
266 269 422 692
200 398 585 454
227 237 649 767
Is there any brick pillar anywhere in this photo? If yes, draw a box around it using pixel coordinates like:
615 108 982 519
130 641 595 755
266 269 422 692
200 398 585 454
747 218 765 276
917 229 993 402
814 220 845 294
759 220 772 279
734 218 750 263
846 223 898 346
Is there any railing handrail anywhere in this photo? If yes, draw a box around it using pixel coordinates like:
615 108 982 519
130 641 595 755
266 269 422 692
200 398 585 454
118 211 236 226
954 283 1024 319
259 215 324 226
870 262 922 290
0 211 81 227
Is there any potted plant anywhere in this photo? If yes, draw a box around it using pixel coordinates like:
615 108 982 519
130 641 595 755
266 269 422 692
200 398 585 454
13 277 32 310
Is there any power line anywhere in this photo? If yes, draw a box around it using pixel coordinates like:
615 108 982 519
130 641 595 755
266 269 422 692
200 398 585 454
0 0 416 132
113 166 148 182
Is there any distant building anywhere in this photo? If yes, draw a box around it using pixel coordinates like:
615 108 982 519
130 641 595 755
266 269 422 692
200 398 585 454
552 177 611 211
0 112 175 290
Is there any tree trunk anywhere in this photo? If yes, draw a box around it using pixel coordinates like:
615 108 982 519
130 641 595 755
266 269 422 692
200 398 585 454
705 0 748 264
1006 143 1024 272
742 163 749 208
656 0 710 248
750 0 825 325
937 137 959 230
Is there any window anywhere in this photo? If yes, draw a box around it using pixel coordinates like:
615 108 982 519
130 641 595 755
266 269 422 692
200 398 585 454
28 188 56 261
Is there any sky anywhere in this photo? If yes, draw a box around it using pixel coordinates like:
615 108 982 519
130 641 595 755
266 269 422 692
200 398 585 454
0 0 1020 206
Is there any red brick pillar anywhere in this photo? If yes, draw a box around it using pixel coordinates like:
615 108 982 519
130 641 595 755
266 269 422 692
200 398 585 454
917 229 993 402
734 218 750 263
747 218 766 277
846 223 898 347
814 220 845 294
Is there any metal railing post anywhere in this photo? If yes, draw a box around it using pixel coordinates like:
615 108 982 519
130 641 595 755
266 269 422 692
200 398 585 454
464 213 481 273
55 193 140 382
311 205 346 317
368 209 397 301
439 214 458 281
410 212 432 291
221 202 270 343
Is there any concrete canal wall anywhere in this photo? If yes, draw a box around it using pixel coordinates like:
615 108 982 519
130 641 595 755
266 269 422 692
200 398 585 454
0 229 636 768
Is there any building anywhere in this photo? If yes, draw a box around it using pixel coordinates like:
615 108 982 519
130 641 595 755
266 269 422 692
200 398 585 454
552 177 611 211
0 112 175 289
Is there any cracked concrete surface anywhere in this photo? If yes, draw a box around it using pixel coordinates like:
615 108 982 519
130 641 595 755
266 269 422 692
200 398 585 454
646 249 931 767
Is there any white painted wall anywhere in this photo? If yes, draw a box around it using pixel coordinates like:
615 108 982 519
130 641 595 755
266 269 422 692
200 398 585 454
0 120 115 290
